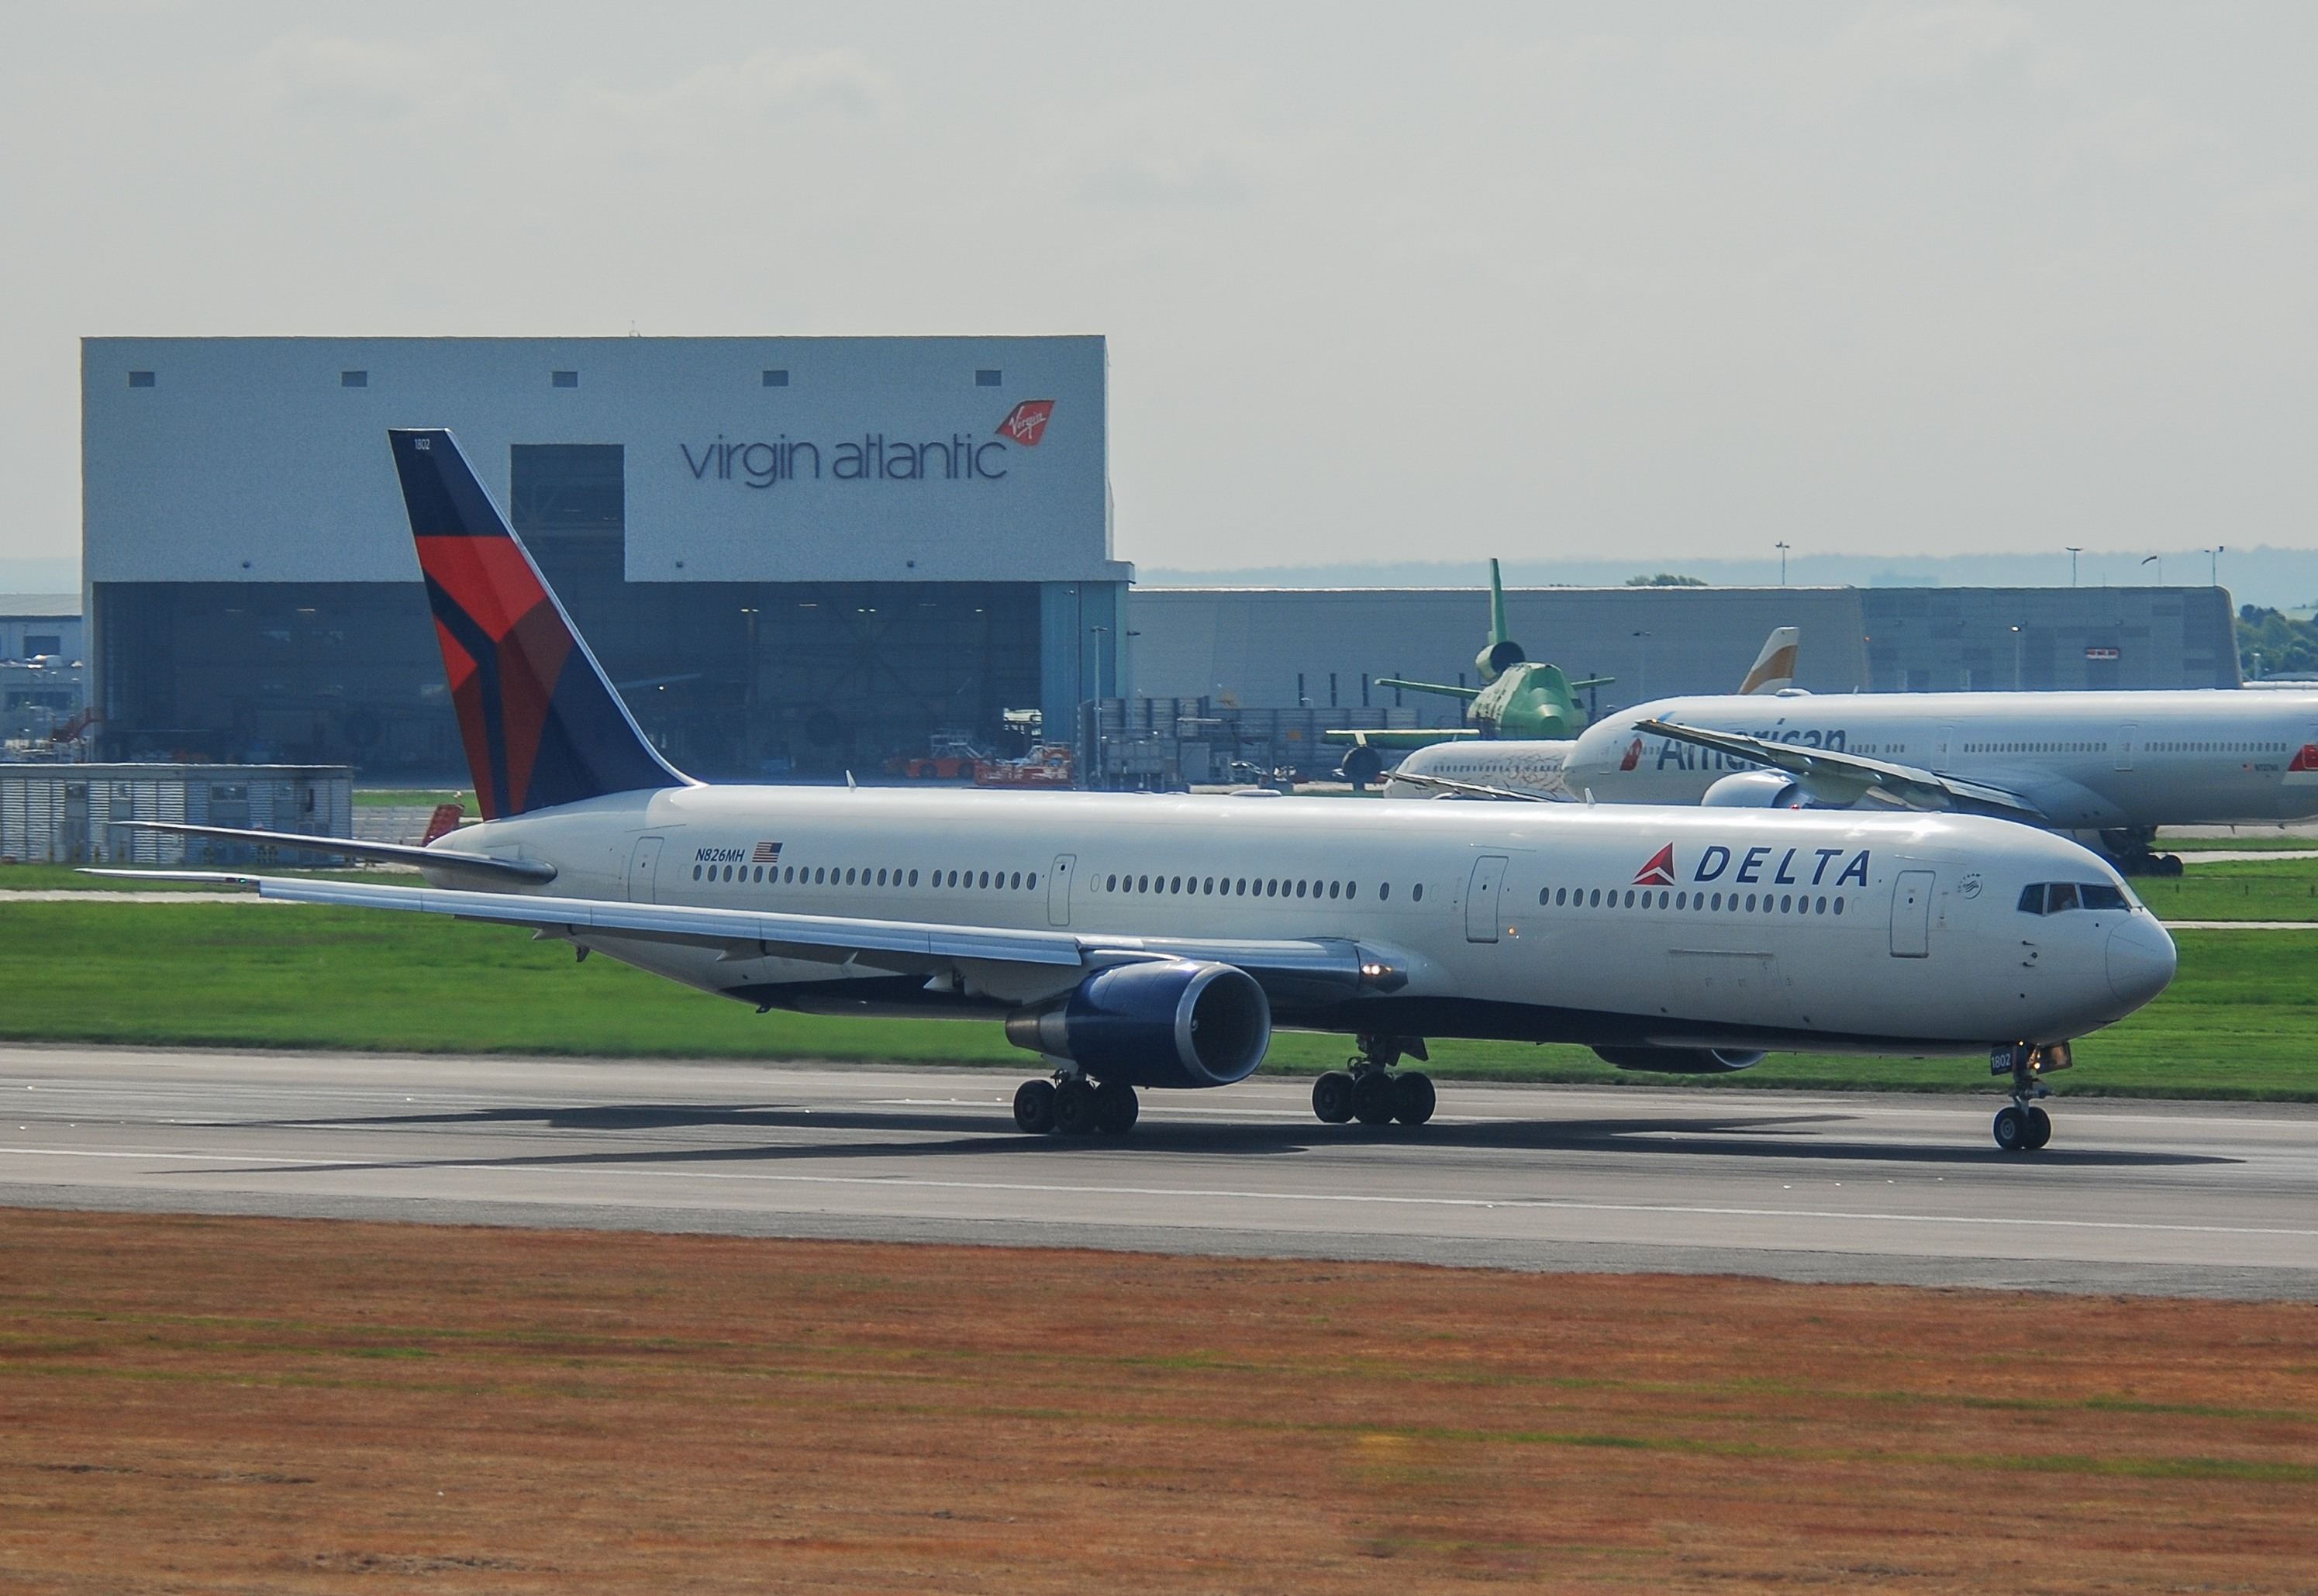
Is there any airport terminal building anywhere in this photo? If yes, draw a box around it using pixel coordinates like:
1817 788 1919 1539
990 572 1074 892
85 336 1130 777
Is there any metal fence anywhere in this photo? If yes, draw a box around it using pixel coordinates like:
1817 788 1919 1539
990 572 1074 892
0 764 351 865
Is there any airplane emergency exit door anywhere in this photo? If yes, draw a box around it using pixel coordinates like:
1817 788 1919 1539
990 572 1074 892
1890 870 1935 957
627 836 664 903
1465 855 1509 943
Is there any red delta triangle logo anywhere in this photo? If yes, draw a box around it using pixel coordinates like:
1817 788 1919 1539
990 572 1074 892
1633 845 1677 887
996 400 1056 446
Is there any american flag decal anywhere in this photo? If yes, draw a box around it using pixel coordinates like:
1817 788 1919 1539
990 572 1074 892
752 841 783 864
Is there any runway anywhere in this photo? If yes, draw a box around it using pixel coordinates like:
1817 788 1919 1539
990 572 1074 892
3 1043 2314 1300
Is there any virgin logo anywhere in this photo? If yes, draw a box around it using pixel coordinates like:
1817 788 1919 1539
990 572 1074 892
996 400 1056 446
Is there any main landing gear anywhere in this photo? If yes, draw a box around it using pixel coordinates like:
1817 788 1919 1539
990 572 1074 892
1312 1035 1436 1128
1013 1072 1139 1137
1989 1042 2070 1152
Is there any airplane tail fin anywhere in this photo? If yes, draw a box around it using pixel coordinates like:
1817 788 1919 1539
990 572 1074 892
1476 558 1525 680
388 429 689 819
1739 627 1800 695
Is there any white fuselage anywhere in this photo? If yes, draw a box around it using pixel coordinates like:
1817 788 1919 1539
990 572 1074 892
1387 739 1575 799
429 784 2172 1058
1453 689 2318 831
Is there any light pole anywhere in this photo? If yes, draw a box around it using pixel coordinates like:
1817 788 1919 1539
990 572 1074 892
2065 546 2082 588
1089 625 1110 700
2012 625 2023 691
2206 545 2223 587
2140 554 2162 585
1775 542 1790 585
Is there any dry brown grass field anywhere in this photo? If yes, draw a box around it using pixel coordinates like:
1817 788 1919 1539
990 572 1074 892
2 1209 2314 1593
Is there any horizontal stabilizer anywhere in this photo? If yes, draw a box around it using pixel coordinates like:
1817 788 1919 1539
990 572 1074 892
106 820 557 883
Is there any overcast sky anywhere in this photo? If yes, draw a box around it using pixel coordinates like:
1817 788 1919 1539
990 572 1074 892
3 2 2311 571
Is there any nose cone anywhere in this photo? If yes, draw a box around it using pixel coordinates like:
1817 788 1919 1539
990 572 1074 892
2106 915 2177 1008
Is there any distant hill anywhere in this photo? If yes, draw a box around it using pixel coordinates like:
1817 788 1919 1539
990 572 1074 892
1137 546 2318 612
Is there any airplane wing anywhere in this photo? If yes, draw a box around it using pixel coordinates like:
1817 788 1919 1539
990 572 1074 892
1322 728 1479 749
1631 719 2047 819
1379 770 1568 803
109 820 557 884
79 870 1410 1002
1373 677 1481 703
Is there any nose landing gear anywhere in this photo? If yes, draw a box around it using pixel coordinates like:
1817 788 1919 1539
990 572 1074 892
1313 1035 1436 1127
1989 1042 2069 1152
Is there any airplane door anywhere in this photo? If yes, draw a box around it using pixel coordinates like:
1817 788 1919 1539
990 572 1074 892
626 836 664 903
2116 722 2137 771
1933 723 1958 770
1890 870 1935 957
1047 854 1075 927
1465 855 1509 943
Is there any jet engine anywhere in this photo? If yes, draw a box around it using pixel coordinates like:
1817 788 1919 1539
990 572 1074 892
1477 637 1526 682
1701 770 1809 808
1006 960 1272 1088
1592 1046 1767 1074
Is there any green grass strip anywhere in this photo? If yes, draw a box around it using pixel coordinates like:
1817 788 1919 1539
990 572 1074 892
0 903 2310 1098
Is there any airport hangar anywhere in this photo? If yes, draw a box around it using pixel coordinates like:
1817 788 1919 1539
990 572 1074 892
84 336 1130 779
1127 582 2242 725
83 335 2239 783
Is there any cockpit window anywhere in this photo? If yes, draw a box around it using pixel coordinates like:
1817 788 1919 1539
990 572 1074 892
2018 881 2131 915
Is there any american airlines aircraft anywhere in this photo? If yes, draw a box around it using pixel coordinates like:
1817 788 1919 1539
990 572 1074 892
1381 628 1799 804
1557 688 2318 874
101 431 2176 1153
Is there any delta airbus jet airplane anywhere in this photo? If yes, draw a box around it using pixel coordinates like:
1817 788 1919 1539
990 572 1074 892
100 430 2177 1153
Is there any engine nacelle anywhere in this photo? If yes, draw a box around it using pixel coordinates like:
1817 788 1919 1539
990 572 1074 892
1006 960 1272 1088
1702 770 1807 808
1592 1046 1767 1074
1476 638 1526 682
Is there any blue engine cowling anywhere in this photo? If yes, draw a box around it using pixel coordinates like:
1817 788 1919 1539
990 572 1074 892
1005 960 1272 1088
1592 1046 1767 1074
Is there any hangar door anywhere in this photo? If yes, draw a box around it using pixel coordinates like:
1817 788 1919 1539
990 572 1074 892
1890 870 1935 957
1465 856 1509 943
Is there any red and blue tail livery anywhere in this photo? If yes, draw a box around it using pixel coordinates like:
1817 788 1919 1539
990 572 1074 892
388 429 687 819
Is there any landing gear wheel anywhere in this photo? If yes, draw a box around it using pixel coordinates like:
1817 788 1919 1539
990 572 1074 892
1993 1105 2032 1153
1392 1071 1436 1126
1312 1071 1356 1124
2027 1105 2053 1150
1054 1078 1101 1136
1093 1079 1140 1136
1012 1078 1057 1134
1351 1070 1396 1126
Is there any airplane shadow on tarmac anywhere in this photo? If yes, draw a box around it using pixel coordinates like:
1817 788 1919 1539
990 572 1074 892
212 1099 2237 1180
